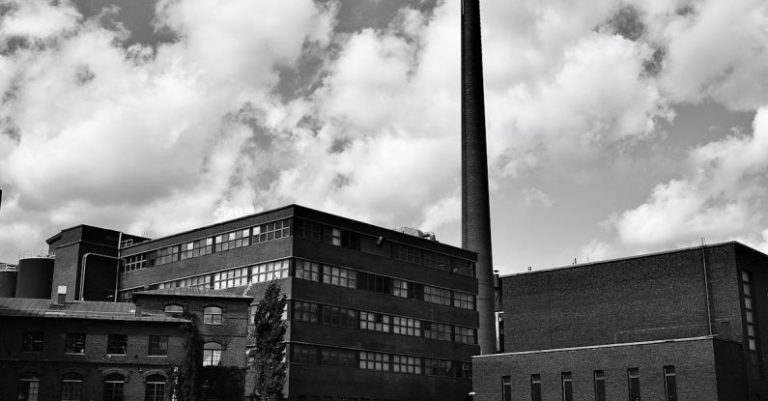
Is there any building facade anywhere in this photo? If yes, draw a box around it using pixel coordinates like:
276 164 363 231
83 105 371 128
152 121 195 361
474 242 766 401
5 204 479 400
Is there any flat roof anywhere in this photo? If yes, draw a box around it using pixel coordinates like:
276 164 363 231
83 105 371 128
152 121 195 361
134 287 253 300
473 335 731 359
500 241 761 279
0 297 188 323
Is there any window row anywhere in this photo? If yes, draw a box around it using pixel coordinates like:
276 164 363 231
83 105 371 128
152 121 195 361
121 218 292 272
294 219 475 277
21 332 169 356
295 396 405 401
504 367 677 401
291 344 472 379
16 372 166 401
295 259 476 310
156 259 290 291
292 300 477 344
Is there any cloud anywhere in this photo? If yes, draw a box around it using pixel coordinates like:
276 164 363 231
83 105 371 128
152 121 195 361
579 239 612 263
522 187 553 208
612 108 768 248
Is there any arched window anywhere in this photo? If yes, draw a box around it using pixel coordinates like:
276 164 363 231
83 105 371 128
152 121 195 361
103 373 125 401
203 306 223 325
61 372 83 401
17 373 39 401
203 342 222 366
164 304 184 315
144 374 165 401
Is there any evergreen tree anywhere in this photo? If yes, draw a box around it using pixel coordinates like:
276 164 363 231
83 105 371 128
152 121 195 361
249 283 287 401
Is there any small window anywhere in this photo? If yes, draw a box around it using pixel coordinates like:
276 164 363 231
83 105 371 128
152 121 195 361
664 366 677 401
148 336 168 356
531 374 542 401
17 373 39 401
65 333 86 354
22 331 44 352
103 373 125 401
60 373 83 401
164 304 184 315
562 372 573 401
107 334 128 355
203 306 223 325
203 342 222 366
145 374 166 401
628 368 640 401
502 375 512 401
594 370 606 401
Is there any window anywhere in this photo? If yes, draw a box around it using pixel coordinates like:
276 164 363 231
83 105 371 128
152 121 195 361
424 359 452 376
360 311 390 333
392 280 408 298
294 219 323 242
180 237 213 260
358 272 391 294
562 372 573 401
320 347 357 367
392 355 422 374
453 291 475 310
423 322 451 341
322 266 357 288
204 306 223 325
424 286 451 306
391 244 421 265
203 342 222 366
213 267 249 289
295 260 321 281
455 327 476 344
148 336 168 356
251 260 290 283
215 228 250 252
292 344 318 364
531 374 542 401
107 334 128 355
502 376 512 401
392 317 421 337
628 368 640 401
664 366 677 401
21 331 44 352
332 228 342 246
144 374 165 401
153 245 180 266
252 219 291 243
451 258 475 277
458 361 473 378
422 251 450 271
164 304 184 315
359 351 389 371
65 333 86 354
161 274 211 289
594 370 606 401
17 373 39 401
293 301 319 323
103 373 125 401
123 254 147 272
742 270 761 374
60 373 83 401
321 305 357 328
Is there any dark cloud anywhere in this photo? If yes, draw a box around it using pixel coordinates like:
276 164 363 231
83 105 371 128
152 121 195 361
605 5 645 41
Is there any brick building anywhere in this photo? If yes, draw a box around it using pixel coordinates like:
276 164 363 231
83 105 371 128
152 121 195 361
0 297 189 401
3 204 479 400
474 241 766 401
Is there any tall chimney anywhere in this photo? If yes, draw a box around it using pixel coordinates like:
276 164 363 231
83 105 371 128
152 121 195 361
461 0 495 354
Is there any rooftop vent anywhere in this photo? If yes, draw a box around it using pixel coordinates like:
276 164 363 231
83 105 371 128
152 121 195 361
396 227 437 241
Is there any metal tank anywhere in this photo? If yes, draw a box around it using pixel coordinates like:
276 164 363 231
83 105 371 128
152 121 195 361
15 257 54 299
0 264 17 297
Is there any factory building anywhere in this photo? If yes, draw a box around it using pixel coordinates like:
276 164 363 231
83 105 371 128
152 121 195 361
474 241 767 401
0 204 479 400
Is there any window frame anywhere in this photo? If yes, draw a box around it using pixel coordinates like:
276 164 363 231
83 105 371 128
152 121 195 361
203 305 224 325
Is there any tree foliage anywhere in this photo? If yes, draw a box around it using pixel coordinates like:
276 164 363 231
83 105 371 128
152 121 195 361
249 283 287 401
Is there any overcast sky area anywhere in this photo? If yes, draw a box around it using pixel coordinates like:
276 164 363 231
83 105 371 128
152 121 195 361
1 0 767 274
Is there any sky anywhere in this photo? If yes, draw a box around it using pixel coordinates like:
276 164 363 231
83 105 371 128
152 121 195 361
0 0 767 274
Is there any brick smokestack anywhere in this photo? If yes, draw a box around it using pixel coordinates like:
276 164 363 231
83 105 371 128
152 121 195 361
461 0 495 355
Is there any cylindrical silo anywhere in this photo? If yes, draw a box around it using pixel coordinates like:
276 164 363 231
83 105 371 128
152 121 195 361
15 257 54 299
0 265 17 297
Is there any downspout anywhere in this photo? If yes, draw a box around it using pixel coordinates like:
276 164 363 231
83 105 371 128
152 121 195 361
701 239 713 335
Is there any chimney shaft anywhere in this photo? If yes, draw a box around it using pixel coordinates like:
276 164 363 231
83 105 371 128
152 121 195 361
461 0 496 354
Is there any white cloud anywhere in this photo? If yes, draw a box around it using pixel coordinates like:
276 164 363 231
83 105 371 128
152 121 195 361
522 187 553 208
579 239 612 263
613 108 768 248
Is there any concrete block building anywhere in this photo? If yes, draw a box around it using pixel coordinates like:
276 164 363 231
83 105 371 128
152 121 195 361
474 241 767 401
